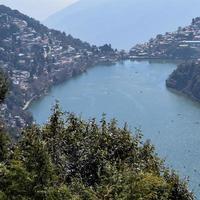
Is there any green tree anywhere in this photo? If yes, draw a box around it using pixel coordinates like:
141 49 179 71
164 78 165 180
0 160 34 199
0 70 10 164
0 131 10 162
0 104 194 199
0 70 8 103
19 126 56 199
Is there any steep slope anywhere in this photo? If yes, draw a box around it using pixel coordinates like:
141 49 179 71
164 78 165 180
45 0 200 49
166 62 200 101
0 5 122 136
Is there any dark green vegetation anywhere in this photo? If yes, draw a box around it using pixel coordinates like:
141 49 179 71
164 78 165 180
166 61 200 101
0 70 8 103
0 102 194 199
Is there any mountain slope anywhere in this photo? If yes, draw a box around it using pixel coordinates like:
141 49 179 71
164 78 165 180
129 17 200 60
45 0 200 50
0 5 121 135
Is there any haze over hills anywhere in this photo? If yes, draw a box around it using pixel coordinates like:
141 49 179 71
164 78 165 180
0 0 77 20
45 0 200 50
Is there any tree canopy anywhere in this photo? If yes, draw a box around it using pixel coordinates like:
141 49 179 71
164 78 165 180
0 104 194 200
0 70 8 103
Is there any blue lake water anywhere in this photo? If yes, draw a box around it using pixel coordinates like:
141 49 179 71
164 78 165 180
29 60 200 197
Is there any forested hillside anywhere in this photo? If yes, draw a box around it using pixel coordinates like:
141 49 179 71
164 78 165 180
166 61 200 102
130 17 200 60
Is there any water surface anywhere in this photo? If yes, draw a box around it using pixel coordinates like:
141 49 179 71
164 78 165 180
29 60 200 197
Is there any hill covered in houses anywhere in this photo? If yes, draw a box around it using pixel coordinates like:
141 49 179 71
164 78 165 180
130 17 200 60
0 5 126 136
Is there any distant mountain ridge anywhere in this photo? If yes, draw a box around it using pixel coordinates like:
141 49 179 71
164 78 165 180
45 0 200 50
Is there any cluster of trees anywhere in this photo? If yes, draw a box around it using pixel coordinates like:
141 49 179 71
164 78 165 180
0 70 8 103
0 108 194 199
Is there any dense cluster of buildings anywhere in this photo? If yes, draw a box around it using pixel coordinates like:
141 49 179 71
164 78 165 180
130 18 200 59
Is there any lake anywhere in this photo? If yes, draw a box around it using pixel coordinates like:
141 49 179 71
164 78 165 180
29 60 200 197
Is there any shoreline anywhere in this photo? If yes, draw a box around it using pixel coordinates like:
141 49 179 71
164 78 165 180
23 96 36 110
22 58 122 112
166 85 200 105
19 57 196 129
25 58 181 112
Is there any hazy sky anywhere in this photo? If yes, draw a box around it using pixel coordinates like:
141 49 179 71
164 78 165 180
0 0 78 21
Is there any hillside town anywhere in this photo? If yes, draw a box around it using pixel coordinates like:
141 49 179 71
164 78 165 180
129 17 200 60
0 5 128 135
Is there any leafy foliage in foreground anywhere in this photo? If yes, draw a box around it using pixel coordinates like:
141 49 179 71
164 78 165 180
0 104 194 199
